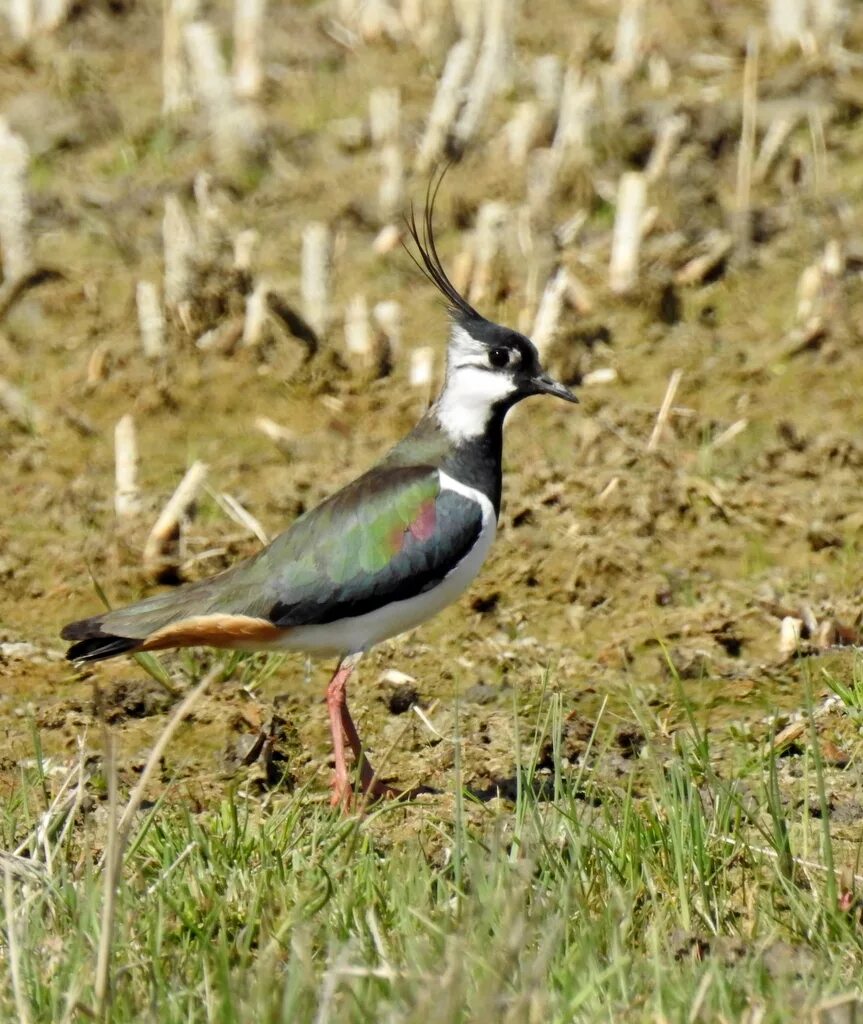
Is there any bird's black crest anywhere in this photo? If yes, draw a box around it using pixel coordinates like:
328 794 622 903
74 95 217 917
404 168 481 324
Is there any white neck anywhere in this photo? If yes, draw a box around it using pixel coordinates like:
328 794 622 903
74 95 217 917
433 326 517 442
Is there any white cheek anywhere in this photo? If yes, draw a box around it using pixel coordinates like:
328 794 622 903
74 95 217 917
436 365 516 440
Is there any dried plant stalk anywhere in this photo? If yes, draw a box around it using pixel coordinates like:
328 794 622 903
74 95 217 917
193 171 222 263
344 294 372 363
185 20 258 168
768 0 807 49
163 0 197 115
255 416 295 456
114 415 141 519
645 113 688 183
143 461 208 579
469 201 508 306
531 267 570 359
357 0 404 43
242 280 270 347
136 281 166 360
369 86 401 146
8 0 34 41
371 300 401 376
233 0 266 99
505 102 541 167
646 369 682 452
675 231 732 286
452 0 511 152
533 55 563 115
552 69 596 164
613 0 645 78
0 375 45 430
38 0 74 31
302 222 331 340
416 39 474 173
409 346 434 388
233 229 259 272
752 114 796 183
162 194 195 313
609 171 646 294
378 143 405 222
0 118 32 284
734 35 759 256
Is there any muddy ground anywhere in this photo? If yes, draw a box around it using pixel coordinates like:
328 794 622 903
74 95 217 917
0 1 862 858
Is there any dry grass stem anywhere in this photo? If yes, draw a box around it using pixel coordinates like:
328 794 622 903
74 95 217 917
768 0 807 50
675 231 733 286
143 460 208 579
210 489 269 545
0 118 32 284
242 279 270 348
114 414 141 519
609 171 646 295
7 0 34 41
505 101 541 167
233 229 259 273
114 670 216 842
415 39 474 173
185 20 259 168
163 0 197 114
453 0 512 151
233 0 266 100
136 281 166 360
254 416 295 456
646 368 682 452
552 70 596 162
612 0 645 78
369 86 401 146
94 729 119 1016
162 194 196 314
4 863 31 1024
533 54 563 115
344 294 372 363
302 223 332 340
645 113 688 183
378 143 405 222
409 346 435 390
531 267 571 359
468 201 508 305
734 34 760 256
708 418 748 450
37 0 74 31
753 114 797 183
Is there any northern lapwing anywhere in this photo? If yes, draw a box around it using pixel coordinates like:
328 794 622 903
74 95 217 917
61 184 578 809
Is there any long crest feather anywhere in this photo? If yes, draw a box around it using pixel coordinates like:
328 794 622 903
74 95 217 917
404 168 481 323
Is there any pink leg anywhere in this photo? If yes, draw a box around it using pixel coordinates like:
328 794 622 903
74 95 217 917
325 656 358 810
325 654 401 811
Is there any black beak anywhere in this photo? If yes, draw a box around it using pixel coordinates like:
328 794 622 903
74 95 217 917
531 372 579 404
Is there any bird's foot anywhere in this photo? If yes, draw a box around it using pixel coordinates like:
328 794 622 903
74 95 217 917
329 771 354 812
329 769 409 813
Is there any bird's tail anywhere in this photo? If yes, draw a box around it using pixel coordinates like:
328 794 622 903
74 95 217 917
61 582 216 662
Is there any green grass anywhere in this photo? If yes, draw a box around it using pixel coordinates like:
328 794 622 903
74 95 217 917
1 683 861 1023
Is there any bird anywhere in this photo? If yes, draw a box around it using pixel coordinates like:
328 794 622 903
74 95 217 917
61 182 578 809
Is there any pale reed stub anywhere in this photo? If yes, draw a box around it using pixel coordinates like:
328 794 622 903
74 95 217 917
143 461 208 579
233 0 266 100
136 282 166 360
114 415 141 519
0 118 32 283
301 223 331 341
609 171 647 295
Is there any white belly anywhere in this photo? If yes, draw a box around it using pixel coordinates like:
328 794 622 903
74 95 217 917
264 474 497 656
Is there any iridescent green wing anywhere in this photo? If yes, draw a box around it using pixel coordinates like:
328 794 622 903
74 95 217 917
229 465 484 626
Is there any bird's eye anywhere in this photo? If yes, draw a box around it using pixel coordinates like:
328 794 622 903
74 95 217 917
488 347 510 368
